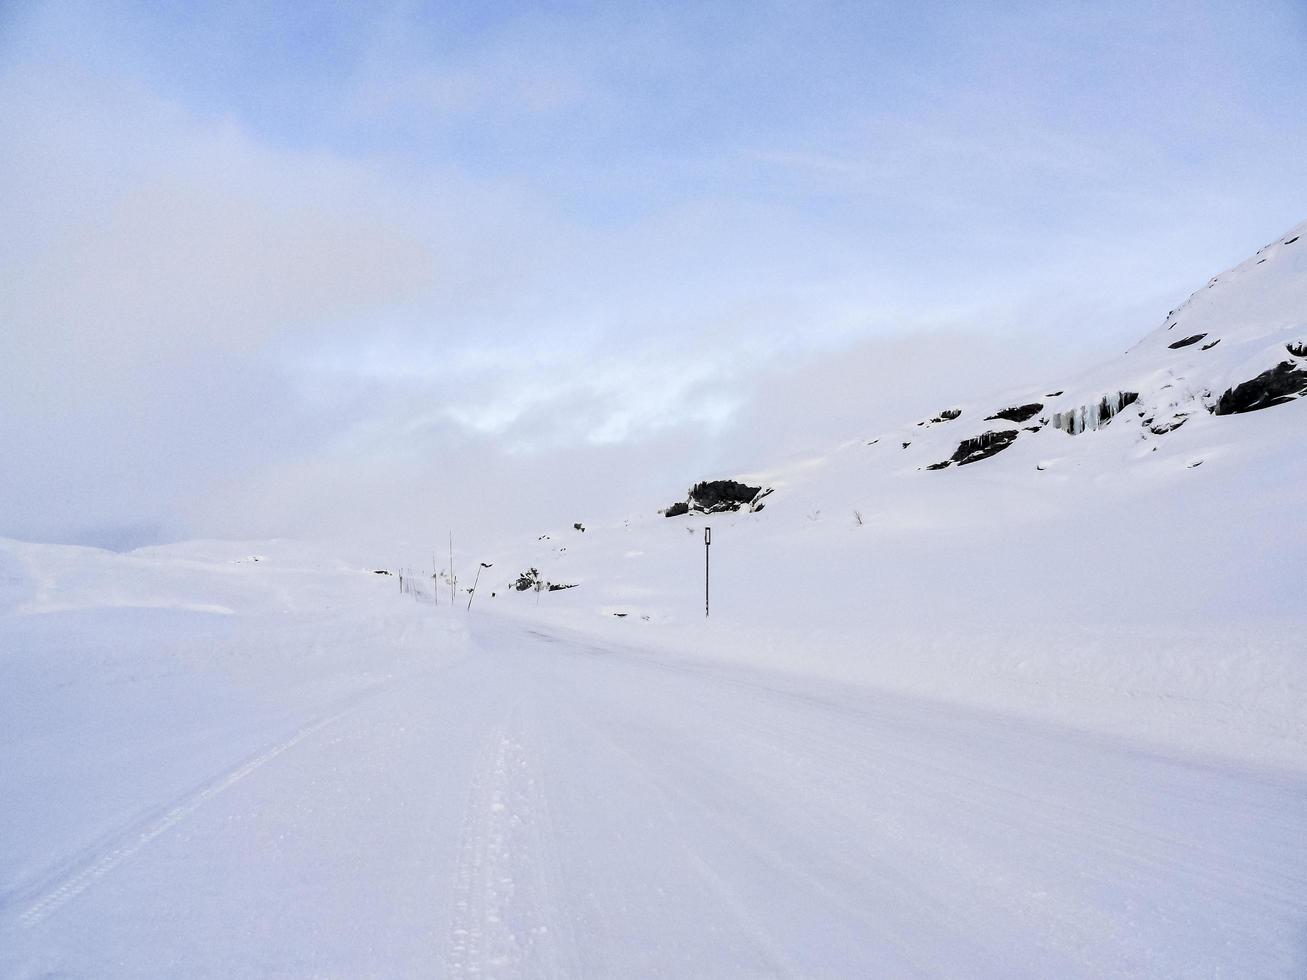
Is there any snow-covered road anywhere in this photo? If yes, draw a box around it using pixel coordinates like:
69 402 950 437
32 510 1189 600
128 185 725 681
4 612 1305 978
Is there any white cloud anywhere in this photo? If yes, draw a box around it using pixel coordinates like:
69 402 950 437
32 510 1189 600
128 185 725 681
4 0 1306 554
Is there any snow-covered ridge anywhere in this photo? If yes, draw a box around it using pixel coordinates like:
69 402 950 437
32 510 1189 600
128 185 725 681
877 218 1307 473
583 219 1307 514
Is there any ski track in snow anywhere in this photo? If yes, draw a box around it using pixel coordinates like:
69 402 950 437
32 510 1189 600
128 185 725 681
445 709 572 979
11 691 378 930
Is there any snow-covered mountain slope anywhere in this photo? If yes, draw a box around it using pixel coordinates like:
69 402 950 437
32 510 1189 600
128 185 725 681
480 220 1307 771
789 217 1306 482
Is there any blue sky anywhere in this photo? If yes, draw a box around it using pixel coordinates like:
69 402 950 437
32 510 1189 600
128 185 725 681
3 0 1306 550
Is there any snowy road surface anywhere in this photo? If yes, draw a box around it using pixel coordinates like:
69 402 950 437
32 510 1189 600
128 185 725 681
3 613 1305 978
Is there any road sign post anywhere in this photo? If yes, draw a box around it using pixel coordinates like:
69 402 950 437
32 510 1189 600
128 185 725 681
704 527 711 618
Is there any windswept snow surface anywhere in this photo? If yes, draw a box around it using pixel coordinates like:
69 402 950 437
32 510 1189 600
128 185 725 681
1 539 1305 977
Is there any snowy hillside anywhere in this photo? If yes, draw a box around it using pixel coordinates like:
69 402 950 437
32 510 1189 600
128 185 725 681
481 220 1307 771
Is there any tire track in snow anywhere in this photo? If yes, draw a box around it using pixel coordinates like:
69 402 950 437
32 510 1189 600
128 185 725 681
15 698 369 930
444 712 569 979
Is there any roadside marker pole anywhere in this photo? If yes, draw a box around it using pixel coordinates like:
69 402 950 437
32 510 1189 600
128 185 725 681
704 526 711 618
467 562 492 611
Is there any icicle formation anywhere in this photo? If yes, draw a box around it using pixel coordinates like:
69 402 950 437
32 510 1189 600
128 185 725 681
1051 391 1139 435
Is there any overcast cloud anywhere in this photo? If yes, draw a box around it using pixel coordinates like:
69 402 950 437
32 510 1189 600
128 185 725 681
3 0 1305 556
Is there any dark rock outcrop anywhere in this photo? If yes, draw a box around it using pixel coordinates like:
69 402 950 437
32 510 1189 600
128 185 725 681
1287 342 1307 357
1213 362 1307 415
1168 333 1207 349
1150 417 1187 435
690 479 762 512
1201 339 1221 350
985 403 1043 423
663 479 767 517
949 430 1019 466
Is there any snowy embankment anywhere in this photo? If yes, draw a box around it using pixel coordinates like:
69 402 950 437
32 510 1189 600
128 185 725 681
490 576 1307 778
0 538 469 925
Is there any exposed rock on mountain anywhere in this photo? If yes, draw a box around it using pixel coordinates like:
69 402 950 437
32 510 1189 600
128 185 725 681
663 479 771 516
950 430 1018 466
920 409 961 425
1214 362 1307 415
1149 417 1188 435
986 403 1043 424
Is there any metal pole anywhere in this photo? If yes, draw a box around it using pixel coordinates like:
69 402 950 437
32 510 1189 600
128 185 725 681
704 526 711 618
449 532 455 606
467 563 492 611
467 566 479 610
